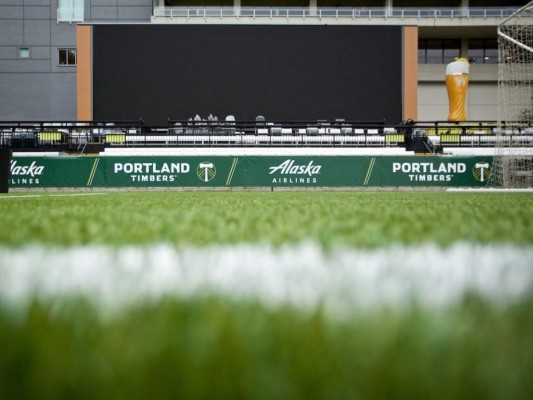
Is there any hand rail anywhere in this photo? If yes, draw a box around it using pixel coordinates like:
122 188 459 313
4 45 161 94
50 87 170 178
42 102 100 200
152 6 519 20
2 120 532 153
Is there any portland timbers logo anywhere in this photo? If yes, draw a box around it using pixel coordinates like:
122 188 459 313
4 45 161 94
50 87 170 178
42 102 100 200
473 162 491 182
197 162 216 182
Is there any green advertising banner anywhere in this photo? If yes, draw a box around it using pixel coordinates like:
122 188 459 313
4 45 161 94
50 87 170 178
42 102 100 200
9 155 494 188
246 157 369 187
9 156 96 188
368 156 494 187
97 157 244 188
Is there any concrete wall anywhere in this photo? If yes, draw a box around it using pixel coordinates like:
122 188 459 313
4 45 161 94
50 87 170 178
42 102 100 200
85 0 153 22
0 0 152 121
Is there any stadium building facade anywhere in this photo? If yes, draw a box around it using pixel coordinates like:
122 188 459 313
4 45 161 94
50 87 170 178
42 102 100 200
0 0 527 122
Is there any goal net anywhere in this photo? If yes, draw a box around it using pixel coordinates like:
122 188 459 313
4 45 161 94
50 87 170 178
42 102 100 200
491 1 533 188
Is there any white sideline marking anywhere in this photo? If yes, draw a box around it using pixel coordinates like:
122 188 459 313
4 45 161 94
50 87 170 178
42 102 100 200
447 188 533 193
0 243 532 313
0 193 108 199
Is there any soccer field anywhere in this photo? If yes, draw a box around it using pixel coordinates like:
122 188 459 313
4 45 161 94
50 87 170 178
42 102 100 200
1 191 532 399
1 191 532 246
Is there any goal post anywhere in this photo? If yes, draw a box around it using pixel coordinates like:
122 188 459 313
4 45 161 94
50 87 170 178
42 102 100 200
490 1 533 188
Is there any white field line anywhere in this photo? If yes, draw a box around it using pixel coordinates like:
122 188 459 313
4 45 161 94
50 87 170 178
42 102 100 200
0 243 532 313
0 193 108 199
447 188 533 193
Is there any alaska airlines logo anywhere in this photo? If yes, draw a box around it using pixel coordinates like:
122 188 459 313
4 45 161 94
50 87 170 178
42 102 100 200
269 159 321 176
10 160 45 177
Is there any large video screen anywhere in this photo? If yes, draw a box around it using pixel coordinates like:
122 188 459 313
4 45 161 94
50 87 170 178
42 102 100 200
93 25 403 125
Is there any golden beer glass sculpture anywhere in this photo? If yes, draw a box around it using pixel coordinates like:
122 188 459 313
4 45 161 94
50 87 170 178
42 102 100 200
446 58 470 122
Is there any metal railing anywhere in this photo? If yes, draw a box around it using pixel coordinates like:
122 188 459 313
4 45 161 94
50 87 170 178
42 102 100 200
1 120 532 153
153 6 519 20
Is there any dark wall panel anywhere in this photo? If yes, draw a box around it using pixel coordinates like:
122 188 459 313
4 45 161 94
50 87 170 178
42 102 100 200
0 148 12 193
93 25 403 125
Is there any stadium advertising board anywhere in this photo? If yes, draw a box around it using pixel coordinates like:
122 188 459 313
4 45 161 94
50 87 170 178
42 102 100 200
8 156 493 188
108 157 245 187
9 157 92 187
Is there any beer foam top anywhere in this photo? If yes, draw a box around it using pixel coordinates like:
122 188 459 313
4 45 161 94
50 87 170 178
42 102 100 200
446 58 469 75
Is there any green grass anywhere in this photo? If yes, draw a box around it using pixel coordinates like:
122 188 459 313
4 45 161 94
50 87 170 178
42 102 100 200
1 296 533 400
1 191 533 399
0 191 532 247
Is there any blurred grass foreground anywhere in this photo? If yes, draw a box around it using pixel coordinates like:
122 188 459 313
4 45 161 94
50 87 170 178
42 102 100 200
0 191 532 399
2 295 533 400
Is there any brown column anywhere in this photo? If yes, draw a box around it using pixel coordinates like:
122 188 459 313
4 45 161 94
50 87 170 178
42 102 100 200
403 26 418 121
77 25 92 121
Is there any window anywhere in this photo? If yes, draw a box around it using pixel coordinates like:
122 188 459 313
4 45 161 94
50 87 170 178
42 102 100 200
426 40 443 64
19 47 30 59
443 40 461 64
468 39 498 64
57 0 84 22
418 39 461 64
59 49 77 66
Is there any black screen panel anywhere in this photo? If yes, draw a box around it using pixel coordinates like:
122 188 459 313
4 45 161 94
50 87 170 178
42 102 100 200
93 25 403 124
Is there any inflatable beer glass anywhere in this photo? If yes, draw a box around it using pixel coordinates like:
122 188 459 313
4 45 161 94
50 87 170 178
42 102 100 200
446 58 469 121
